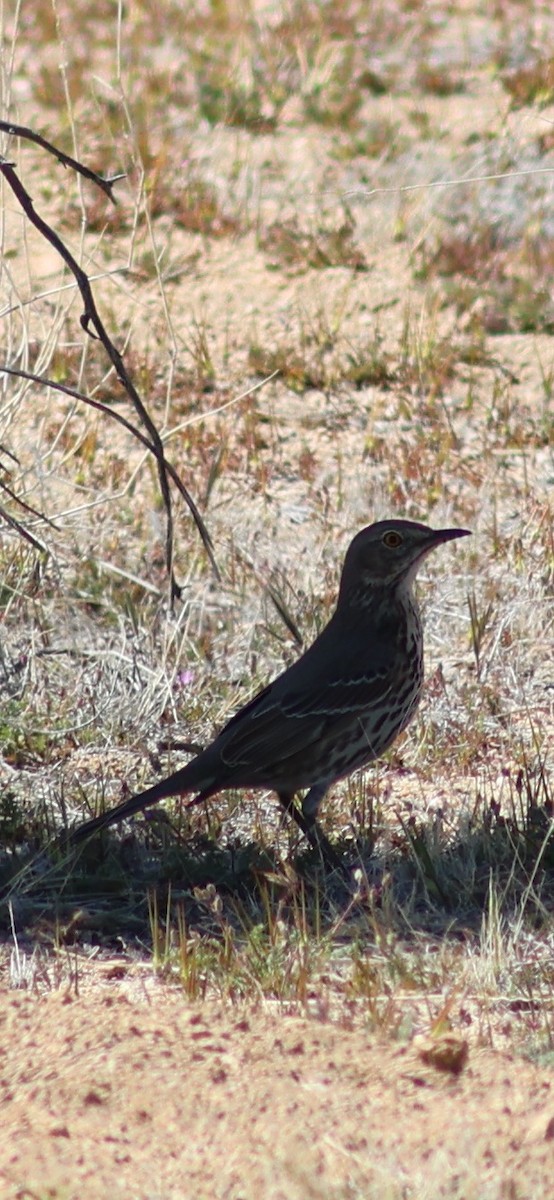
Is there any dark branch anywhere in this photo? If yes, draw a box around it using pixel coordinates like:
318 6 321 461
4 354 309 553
0 121 122 201
0 366 218 575
0 503 47 552
0 153 219 594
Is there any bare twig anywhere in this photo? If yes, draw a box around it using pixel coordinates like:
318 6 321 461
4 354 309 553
0 366 215 565
0 501 47 551
0 442 56 549
0 120 122 201
0 133 218 595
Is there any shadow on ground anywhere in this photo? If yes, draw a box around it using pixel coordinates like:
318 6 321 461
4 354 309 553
1 797 552 946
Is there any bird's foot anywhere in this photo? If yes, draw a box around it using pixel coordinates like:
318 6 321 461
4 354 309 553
277 792 344 874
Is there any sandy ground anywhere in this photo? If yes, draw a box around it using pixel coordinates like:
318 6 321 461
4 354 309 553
0 965 553 1200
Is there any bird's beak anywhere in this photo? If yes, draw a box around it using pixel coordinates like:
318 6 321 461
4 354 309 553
429 527 472 546
401 525 471 584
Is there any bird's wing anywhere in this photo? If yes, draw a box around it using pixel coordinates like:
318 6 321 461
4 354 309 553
216 662 395 775
283 668 393 717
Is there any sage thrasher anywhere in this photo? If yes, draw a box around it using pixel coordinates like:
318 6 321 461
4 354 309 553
71 519 469 854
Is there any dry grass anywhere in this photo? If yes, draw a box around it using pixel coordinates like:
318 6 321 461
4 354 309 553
0 0 553 1103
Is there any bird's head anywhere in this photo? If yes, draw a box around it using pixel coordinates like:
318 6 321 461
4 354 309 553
338 519 471 606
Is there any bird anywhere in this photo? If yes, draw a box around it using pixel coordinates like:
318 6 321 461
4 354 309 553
70 519 470 860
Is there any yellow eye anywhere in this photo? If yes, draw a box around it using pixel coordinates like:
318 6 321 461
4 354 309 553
382 530 403 549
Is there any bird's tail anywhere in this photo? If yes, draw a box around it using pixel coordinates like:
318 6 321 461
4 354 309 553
68 756 215 845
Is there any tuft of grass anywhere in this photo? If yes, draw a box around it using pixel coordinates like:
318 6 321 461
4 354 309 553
501 55 554 108
414 224 554 334
415 63 466 97
147 168 247 238
259 214 367 273
248 340 328 393
332 116 409 162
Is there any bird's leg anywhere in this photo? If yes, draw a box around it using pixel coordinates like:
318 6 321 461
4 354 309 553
277 791 342 871
302 784 345 870
301 782 329 820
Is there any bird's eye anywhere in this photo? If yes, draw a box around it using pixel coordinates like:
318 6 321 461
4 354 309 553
382 530 403 549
